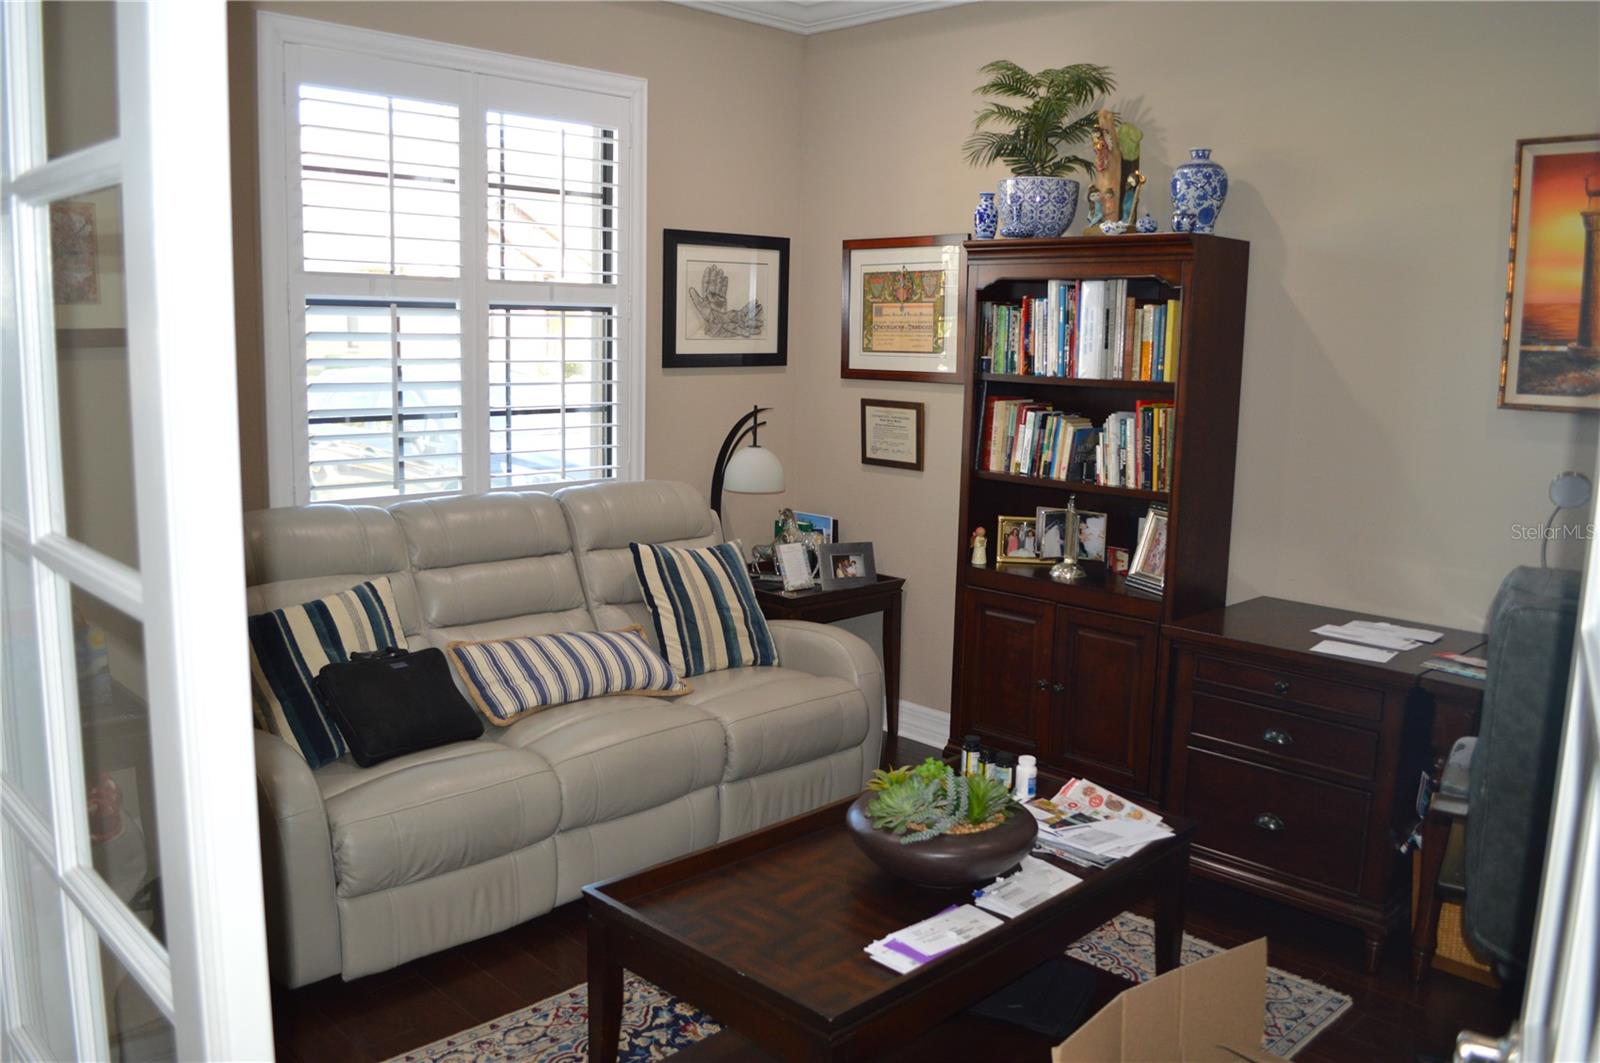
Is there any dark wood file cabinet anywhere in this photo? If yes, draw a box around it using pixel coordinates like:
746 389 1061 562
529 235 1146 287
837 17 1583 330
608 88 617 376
1163 597 1483 971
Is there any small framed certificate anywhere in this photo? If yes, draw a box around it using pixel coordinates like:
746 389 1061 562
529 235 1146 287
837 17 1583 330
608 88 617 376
841 234 965 382
860 398 925 471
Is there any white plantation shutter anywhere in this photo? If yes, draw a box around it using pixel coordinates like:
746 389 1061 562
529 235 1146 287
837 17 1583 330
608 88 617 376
261 18 645 506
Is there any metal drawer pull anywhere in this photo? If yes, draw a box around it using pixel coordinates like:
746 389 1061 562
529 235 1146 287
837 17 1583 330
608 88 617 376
1272 679 1291 696
1036 678 1050 691
1052 682 1066 694
1262 728 1293 747
1253 812 1285 833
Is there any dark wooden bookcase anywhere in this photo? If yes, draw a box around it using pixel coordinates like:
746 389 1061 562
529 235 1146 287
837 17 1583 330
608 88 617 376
947 234 1249 799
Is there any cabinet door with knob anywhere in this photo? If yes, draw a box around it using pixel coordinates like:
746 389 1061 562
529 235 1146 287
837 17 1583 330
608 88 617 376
1044 606 1158 793
956 589 1053 753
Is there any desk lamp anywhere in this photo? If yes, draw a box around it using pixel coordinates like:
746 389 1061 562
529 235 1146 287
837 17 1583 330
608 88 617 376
710 404 784 521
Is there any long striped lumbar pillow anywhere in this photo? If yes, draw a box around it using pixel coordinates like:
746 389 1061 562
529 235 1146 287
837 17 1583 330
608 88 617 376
247 577 408 768
629 541 778 677
445 626 691 725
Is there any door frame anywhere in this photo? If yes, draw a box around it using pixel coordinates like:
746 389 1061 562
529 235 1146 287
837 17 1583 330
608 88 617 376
0 2 273 1059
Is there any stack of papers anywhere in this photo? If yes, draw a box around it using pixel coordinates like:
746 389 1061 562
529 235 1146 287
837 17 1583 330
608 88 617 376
973 856 1082 919
1309 619 1444 663
865 904 1003 973
1035 817 1173 867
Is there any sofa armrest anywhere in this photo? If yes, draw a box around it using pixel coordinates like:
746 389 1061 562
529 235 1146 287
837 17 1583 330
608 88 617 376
254 729 342 987
768 620 885 773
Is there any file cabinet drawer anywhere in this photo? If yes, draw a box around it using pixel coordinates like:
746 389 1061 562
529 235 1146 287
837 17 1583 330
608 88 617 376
1193 654 1382 722
1189 692 1379 784
1185 748 1370 895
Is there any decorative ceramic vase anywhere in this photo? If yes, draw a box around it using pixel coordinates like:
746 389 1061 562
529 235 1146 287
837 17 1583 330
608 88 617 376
997 176 1079 239
973 192 998 240
1170 148 1229 234
1099 219 1129 235
1136 213 1158 233
844 793 1039 888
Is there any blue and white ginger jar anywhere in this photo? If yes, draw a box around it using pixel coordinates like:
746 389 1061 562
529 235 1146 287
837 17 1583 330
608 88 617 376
973 192 998 240
1170 148 1228 234
997 176 1079 238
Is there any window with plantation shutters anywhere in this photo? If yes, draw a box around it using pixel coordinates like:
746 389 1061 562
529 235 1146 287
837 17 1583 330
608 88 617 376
260 21 645 506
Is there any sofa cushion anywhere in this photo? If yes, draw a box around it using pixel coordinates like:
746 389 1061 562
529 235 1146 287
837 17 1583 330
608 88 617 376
492 696 725 831
558 480 722 635
678 666 871 782
248 577 408 768
390 492 594 645
447 627 691 725
630 541 778 677
317 740 561 899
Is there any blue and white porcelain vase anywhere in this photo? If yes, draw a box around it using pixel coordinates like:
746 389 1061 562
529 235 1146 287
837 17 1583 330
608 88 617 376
973 192 998 240
1170 148 1229 234
997 176 1079 238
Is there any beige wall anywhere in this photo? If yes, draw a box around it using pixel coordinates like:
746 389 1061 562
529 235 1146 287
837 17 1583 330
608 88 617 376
792 1 1599 714
228 1 806 549
230 2 1599 717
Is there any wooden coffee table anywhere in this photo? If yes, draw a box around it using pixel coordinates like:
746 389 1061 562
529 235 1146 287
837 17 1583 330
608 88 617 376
583 798 1194 1062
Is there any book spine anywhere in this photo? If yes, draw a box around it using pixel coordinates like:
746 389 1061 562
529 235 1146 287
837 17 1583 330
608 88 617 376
1165 299 1180 382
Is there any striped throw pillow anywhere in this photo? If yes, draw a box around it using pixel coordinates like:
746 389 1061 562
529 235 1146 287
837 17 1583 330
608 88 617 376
247 578 407 768
445 627 691 725
629 541 778 677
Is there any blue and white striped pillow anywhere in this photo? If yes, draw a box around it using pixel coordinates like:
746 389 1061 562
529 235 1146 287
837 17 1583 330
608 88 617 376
247 578 407 767
446 627 691 725
629 541 778 677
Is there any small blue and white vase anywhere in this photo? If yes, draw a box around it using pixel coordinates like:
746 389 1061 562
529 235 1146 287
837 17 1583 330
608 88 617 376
1170 148 1229 234
997 176 1079 238
1136 213 1158 233
973 192 998 240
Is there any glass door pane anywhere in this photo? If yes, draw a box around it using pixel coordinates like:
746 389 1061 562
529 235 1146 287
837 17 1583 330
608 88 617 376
41 1 119 160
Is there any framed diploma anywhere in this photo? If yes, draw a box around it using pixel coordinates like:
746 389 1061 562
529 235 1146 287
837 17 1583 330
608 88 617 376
860 398 925 471
841 234 965 382
663 229 790 368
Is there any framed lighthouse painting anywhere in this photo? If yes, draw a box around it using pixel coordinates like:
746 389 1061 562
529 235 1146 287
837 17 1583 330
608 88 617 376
1499 134 1600 412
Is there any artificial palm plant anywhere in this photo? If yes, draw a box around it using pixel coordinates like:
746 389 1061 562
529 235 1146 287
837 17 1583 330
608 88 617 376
963 61 1116 178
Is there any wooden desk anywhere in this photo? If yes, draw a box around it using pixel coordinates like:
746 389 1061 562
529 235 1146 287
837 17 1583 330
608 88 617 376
754 575 905 766
1163 596 1483 971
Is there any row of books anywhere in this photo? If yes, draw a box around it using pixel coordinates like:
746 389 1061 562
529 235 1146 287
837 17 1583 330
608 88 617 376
977 279 1182 382
1097 402 1175 492
979 396 1175 492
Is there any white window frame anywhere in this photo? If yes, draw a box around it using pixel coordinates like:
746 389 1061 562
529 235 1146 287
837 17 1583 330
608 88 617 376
256 13 647 507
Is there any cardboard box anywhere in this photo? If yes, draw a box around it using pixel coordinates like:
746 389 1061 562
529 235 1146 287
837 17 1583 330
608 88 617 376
1053 938 1283 1062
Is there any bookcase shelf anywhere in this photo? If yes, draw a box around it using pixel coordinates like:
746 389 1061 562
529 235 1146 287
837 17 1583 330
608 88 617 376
980 373 1177 392
972 468 1167 502
949 234 1250 801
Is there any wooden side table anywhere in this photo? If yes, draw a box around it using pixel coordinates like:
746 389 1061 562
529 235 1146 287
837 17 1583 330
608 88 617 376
753 574 905 766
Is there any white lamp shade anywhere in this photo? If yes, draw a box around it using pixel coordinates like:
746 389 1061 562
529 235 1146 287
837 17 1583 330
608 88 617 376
723 445 784 494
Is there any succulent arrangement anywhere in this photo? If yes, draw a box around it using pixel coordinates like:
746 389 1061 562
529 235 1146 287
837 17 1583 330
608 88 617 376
865 758 1020 845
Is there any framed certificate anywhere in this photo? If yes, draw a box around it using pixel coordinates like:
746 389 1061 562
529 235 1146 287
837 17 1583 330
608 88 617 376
841 234 964 382
860 398 925 471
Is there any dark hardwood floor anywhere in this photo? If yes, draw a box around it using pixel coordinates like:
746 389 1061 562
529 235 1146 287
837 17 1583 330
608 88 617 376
272 736 1515 1062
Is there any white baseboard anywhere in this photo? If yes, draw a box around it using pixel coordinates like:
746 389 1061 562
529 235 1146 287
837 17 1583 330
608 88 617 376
894 700 951 751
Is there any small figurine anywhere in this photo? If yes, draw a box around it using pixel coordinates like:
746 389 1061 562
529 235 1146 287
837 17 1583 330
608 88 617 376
1099 219 1130 235
1136 213 1158 233
1082 189 1105 235
1121 171 1147 224
970 526 988 567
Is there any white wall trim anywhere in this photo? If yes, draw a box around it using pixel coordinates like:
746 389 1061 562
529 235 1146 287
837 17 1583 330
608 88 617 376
674 1 968 35
896 699 952 752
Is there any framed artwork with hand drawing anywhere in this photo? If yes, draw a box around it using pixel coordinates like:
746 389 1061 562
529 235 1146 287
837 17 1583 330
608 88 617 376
663 229 790 368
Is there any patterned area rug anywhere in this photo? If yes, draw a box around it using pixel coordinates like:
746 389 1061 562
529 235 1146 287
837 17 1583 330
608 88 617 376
389 912 1351 1062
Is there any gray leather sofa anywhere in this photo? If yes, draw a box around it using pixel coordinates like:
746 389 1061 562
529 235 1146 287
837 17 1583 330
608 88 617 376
246 481 884 987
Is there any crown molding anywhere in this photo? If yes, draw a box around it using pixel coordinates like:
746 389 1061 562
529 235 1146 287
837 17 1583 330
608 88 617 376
673 1 969 35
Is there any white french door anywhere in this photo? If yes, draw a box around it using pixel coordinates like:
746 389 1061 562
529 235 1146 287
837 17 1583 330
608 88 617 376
1 2 272 1060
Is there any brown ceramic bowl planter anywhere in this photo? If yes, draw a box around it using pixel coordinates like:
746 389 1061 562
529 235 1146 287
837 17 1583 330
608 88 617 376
844 792 1039 888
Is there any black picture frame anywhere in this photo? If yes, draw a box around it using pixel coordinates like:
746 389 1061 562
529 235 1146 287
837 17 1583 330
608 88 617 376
662 229 790 368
